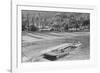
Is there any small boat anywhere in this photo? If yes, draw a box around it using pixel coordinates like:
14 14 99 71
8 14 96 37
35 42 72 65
41 41 82 61
30 41 82 61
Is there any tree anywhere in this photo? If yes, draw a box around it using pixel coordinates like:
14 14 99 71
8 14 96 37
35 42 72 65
64 23 69 31
22 13 28 31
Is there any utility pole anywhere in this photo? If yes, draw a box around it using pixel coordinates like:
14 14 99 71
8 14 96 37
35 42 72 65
38 12 41 28
26 13 29 31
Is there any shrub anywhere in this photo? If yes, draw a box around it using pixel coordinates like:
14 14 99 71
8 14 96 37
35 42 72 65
30 25 38 31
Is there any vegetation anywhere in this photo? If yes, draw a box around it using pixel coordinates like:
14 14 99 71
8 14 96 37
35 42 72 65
22 11 90 32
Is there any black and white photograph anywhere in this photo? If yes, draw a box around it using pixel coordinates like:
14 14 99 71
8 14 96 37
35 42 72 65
22 10 90 62
0 0 99 73
9 1 97 72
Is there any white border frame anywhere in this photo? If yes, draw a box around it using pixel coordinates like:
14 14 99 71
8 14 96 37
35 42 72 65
11 1 97 73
